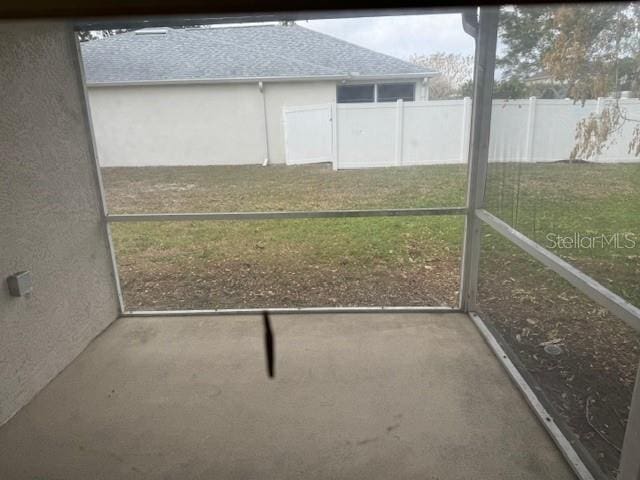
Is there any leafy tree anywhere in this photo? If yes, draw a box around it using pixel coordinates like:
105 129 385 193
493 78 529 99
410 53 474 99
497 6 556 80
459 77 555 100
498 4 640 159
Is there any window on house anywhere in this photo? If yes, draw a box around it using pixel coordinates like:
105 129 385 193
337 83 417 103
377 83 415 102
336 84 375 103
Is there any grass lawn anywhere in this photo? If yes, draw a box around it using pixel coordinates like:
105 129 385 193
485 161 640 305
103 161 639 477
104 163 469 310
103 163 469 213
102 162 639 310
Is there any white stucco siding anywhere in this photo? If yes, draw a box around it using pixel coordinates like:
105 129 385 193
1 22 119 425
88 83 268 166
263 81 337 164
87 78 433 167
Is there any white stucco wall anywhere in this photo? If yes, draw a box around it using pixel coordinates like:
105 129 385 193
87 79 440 167
88 83 269 166
0 22 119 426
263 81 337 164
88 81 337 167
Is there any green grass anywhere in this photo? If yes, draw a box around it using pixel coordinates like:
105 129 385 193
483 162 640 304
103 162 639 310
102 163 469 213
112 217 462 266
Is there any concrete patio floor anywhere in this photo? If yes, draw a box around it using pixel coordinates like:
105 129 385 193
0 313 576 479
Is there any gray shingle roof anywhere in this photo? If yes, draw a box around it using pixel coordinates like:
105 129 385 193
81 24 435 84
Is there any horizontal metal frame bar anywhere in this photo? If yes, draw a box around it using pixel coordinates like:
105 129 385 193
476 209 640 332
469 312 596 480
72 8 474 31
107 207 466 223
120 306 459 317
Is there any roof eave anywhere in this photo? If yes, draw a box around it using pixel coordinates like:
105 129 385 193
343 72 437 81
85 71 436 87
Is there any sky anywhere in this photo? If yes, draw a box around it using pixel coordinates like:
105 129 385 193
301 14 475 61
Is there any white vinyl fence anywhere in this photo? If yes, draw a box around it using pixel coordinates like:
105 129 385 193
282 104 334 165
283 98 640 169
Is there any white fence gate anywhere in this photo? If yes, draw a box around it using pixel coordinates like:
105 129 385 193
284 98 640 169
283 104 334 166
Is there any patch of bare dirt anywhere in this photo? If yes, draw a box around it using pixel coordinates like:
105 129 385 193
478 253 640 479
118 259 460 310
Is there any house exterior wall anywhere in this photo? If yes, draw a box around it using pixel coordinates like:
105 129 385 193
0 22 119 426
87 79 437 167
263 81 337 164
88 81 337 167
88 83 268 166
